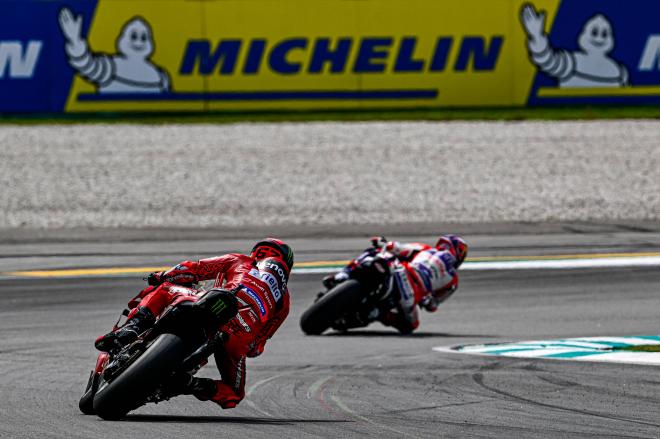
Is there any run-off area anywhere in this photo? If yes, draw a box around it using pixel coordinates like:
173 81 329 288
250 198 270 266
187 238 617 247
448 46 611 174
1 120 659 228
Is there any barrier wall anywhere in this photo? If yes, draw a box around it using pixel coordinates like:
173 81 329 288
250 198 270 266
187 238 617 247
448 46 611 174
2 0 660 112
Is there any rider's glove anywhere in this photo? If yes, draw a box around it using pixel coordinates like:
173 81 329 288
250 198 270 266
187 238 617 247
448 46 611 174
146 271 164 286
323 271 349 289
322 274 336 290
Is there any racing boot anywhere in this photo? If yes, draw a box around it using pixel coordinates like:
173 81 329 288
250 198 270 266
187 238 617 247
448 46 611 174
95 306 155 352
186 377 217 399
165 373 219 400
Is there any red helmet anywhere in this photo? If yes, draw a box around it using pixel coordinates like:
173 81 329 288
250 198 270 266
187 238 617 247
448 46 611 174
436 235 468 269
250 238 294 271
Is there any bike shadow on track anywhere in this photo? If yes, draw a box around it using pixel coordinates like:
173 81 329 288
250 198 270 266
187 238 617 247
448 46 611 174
124 414 351 425
321 330 497 338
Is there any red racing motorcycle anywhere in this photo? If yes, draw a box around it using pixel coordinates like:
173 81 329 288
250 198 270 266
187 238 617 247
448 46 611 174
300 249 397 335
78 286 236 420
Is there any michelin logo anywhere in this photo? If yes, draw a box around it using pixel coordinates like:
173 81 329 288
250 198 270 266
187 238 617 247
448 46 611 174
521 3 628 88
0 41 42 79
180 36 504 76
58 8 170 93
640 36 660 71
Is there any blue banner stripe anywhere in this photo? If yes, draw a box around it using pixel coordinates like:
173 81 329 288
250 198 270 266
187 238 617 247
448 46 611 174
76 89 439 102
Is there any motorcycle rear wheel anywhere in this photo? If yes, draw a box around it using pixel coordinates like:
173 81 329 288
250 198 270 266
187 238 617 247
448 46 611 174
92 333 187 420
300 280 363 335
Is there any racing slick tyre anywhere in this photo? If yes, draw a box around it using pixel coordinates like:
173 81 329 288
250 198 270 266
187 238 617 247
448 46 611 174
300 280 363 335
78 371 100 415
92 333 187 420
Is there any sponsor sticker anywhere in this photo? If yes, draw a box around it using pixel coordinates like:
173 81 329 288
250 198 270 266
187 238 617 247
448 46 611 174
250 265 285 302
240 284 267 317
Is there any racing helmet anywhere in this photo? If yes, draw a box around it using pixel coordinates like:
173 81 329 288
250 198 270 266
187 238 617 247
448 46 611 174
250 238 295 271
436 235 468 269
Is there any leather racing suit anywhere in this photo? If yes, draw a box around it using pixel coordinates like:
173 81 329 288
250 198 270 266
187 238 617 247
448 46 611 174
126 253 290 409
337 240 459 334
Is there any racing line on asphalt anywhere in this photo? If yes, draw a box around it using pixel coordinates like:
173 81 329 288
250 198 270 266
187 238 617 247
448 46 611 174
4 251 660 279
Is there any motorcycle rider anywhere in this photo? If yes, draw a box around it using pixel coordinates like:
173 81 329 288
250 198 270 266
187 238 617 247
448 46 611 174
94 238 294 409
324 235 467 334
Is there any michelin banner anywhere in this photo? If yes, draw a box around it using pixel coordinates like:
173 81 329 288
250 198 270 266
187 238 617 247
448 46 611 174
2 0 660 112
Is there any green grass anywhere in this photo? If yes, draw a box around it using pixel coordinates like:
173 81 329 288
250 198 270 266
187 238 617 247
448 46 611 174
2 106 660 124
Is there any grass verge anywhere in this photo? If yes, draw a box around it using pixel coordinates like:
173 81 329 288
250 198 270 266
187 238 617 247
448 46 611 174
2 106 660 125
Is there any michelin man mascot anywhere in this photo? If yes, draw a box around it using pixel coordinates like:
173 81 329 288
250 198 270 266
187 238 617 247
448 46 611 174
520 3 628 88
59 8 170 93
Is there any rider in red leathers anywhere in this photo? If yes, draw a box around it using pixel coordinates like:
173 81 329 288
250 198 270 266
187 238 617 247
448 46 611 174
325 235 467 334
95 238 294 409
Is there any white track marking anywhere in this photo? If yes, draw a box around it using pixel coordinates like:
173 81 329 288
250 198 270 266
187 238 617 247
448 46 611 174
4 254 660 280
307 376 332 399
243 373 288 418
242 399 273 418
435 336 660 366
329 394 421 439
246 373 287 397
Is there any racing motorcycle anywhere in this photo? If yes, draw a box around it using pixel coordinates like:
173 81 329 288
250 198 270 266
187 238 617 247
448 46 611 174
78 286 236 420
300 247 399 335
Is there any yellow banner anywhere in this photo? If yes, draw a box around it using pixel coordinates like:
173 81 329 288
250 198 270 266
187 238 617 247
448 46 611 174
64 0 561 112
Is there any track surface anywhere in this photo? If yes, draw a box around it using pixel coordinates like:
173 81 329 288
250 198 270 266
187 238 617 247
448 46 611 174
2 235 660 438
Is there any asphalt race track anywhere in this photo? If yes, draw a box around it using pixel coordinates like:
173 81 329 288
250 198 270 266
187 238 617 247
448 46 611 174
1 233 660 438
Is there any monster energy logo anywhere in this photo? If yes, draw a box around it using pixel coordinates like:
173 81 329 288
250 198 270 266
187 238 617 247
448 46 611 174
210 299 228 316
